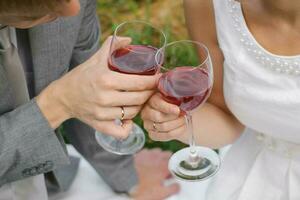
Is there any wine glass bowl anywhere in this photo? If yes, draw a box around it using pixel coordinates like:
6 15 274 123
108 20 166 75
156 40 221 181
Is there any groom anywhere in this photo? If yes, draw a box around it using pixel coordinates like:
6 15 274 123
0 0 179 199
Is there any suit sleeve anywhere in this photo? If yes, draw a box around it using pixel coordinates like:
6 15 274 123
0 98 69 186
67 0 138 193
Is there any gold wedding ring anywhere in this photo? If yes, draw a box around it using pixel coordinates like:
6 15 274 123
120 106 125 121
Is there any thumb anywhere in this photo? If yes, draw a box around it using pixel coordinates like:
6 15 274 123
97 36 132 59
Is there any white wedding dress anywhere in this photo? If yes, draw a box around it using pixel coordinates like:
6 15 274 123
206 0 300 199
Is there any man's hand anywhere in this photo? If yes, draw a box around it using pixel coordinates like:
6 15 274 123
36 36 159 139
130 149 180 200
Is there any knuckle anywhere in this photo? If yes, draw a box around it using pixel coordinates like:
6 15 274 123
160 123 169 131
127 110 137 119
98 73 113 88
94 109 105 120
153 112 163 122
148 131 158 140
97 94 110 106
136 94 149 105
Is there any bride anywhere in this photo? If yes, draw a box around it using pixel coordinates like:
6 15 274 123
141 0 300 199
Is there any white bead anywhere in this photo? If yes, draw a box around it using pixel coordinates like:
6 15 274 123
228 0 300 76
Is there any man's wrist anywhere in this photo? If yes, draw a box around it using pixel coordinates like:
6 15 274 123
36 80 71 129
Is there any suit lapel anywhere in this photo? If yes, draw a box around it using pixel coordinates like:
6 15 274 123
28 20 61 95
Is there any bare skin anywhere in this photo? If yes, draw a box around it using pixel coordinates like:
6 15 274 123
141 0 300 149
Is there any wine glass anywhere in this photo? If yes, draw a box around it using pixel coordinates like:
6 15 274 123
156 40 221 181
95 20 166 155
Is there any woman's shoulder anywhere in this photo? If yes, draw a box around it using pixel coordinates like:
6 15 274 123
183 0 217 45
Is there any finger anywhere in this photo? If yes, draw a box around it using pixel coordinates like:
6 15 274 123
149 93 180 115
99 90 154 107
110 36 132 52
148 148 163 154
157 183 180 199
94 106 141 121
148 131 171 142
148 124 186 142
93 120 133 139
167 124 187 139
97 36 132 59
141 106 179 123
144 117 185 132
110 73 161 91
161 151 172 160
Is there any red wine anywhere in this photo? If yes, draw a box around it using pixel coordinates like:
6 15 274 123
158 67 211 113
108 45 161 75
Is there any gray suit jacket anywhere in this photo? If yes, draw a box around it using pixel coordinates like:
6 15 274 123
0 0 137 193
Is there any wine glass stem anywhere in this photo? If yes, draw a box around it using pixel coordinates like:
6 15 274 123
185 113 198 161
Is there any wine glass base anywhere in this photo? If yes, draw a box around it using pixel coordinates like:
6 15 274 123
95 123 145 155
168 146 221 182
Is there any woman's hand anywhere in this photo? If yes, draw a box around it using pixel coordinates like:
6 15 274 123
37 36 159 139
141 92 187 142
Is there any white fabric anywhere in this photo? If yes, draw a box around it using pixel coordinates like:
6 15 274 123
49 146 212 200
207 0 300 200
